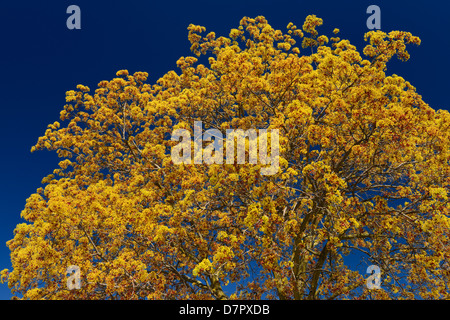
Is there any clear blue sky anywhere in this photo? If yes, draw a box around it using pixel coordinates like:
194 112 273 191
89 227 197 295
0 0 449 299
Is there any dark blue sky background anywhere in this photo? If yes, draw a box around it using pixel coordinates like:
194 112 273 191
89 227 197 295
0 0 449 299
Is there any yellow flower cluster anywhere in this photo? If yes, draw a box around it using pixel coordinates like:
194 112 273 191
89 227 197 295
192 259 213 277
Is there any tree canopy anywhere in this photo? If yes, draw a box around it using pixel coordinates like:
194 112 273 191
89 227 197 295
2 15 450 300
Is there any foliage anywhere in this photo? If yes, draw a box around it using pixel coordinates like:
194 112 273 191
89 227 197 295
2 15 450 300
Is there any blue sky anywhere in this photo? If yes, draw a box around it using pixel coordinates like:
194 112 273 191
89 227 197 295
0 0 449 299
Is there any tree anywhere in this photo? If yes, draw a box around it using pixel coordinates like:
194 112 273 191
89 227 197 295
2 15 450 300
